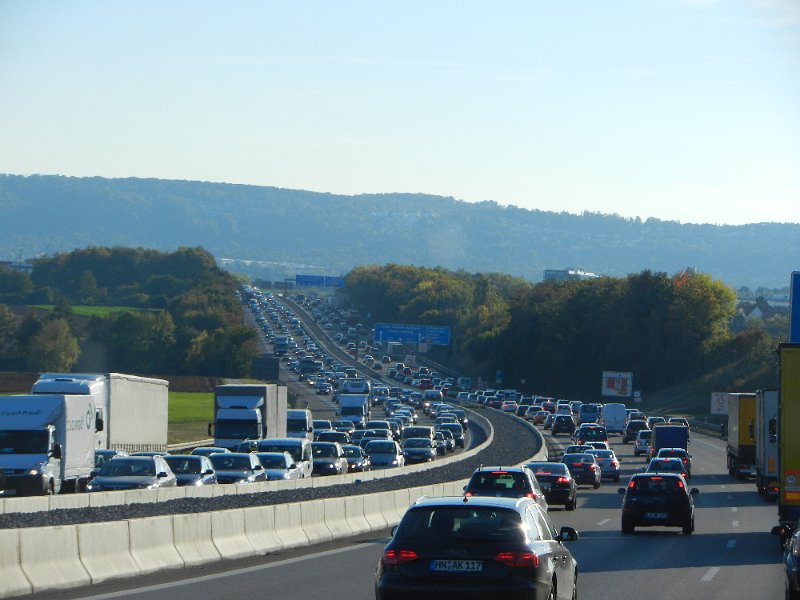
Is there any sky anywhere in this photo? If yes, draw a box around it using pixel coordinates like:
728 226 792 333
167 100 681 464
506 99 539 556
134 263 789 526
1 1 799 225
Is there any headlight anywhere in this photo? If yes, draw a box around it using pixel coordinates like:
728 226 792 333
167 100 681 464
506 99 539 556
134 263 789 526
27 463 44 476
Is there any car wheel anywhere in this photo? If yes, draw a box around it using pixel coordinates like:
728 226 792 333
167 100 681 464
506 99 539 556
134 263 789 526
621 522 634 535
566 498 576 511
683 518 694 535
787 581 800 600
593 480 601 490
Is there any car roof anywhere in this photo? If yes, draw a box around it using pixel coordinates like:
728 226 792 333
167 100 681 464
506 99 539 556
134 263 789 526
412 495 533 511
472 466 531 474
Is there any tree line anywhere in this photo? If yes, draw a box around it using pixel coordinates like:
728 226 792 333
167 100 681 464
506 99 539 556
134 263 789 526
345 265 777 400
0 246 256 376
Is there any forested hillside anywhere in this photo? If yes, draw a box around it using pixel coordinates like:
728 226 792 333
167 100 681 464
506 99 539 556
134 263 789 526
0 247 256 377
1 174 797 288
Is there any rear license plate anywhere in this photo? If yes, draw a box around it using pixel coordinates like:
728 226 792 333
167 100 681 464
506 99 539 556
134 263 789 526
645 512 668 519
539 482 551 491
430 560 483 573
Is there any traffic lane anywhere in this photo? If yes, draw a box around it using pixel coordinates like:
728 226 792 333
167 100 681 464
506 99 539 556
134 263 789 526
27 533 390 600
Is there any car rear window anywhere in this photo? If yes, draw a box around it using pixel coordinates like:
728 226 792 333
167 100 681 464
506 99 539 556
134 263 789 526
629 476 684 494
468 471 530 493
526 463 568 475
397 507 524 542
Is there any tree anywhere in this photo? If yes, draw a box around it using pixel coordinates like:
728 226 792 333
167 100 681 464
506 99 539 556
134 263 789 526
26 318 79 371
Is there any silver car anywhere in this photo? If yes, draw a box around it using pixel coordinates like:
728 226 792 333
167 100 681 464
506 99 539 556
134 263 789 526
634 430 652 457
587 449 621 482
87 456 177 492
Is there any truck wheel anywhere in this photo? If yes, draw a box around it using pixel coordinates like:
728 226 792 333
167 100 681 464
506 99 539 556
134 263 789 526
44 480 54 496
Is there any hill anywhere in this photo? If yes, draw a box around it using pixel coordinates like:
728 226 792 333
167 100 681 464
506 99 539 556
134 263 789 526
1 174 797 288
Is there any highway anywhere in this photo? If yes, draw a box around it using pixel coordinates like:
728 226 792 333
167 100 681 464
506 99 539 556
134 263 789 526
29 424 784 600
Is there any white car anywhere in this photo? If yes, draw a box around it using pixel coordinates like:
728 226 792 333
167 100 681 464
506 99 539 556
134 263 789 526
634 430 652 457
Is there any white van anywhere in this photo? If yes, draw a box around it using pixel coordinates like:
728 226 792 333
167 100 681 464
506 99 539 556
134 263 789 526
602 403 628 434
286 409 314 440
256 437 313 478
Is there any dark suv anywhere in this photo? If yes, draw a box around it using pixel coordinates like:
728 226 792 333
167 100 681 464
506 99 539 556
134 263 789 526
463 466 548 513
618 473 699 535
552 414 576 436
623 419 649 444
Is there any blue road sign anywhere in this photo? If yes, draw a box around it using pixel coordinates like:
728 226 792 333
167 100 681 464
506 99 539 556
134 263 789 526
295 274 325 287
324 276 345 288
374 323 451 346
790 271 800 343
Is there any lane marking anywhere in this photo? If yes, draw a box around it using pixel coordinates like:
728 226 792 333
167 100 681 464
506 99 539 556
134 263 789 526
701 567 721 582
598 518 610 525
726 540 736 549
71 541 381 598
731 507 738 512
720 484 727 489
733 520 740 527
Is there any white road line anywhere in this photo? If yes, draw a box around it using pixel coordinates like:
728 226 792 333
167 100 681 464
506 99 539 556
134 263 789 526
726 539 736 549
71 541 381 599
720 484 727 489
733 520 740 527
731 507 738 512
598 518 610 525
701 567 721 582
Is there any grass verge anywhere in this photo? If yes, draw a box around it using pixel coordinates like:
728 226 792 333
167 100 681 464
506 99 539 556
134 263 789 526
168 391 213 445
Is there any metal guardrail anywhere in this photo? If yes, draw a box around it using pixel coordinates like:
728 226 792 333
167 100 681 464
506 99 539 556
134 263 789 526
688 418 725 438
167 438 213 453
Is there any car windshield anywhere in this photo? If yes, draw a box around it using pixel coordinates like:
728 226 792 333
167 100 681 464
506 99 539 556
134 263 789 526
341 446 362 458
165 457 202 474
256 454 287 468
209 455 252 470
99 458 155 477
562 454 595 464
366 441 396 454
648 459 684 471
312 444 339 458
589 450 614 459
396 506 524 542
404 439 431 448
0 430 49 454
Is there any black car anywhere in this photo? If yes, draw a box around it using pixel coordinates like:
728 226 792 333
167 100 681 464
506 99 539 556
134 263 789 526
623 419 649 444
551 415 576 436
463 466 549 513
341 444 371 472
618 473 699 535
208 452 266 484
560 453 601 489
525 461 578 511
375 495 578 600
772 522 800 599
164 454 217 487
401 438 437 463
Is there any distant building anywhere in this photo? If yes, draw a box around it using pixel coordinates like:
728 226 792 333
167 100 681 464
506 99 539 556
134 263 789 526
0 261 33 275
544 268 600 282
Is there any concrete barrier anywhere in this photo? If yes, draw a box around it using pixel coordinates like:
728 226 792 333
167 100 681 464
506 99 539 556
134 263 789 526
4 496 49 514
124 489 158 506
156 486 187 502
273 502 309 550
244 505 283 555
50 494 91 511
129 515 183 574
301 499 333 545
89 490 122 507
20 525 91 593
344 494 370 536
173 512 221 567
211 509 256 560
363 493 388 531
389 488 412 525
323 497 352 539
0 529 32 597
77 520 140 584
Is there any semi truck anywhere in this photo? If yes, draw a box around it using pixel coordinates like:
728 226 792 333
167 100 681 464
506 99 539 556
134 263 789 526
726 392 756 480
777 343 800 528
209 384 287 450
338 394 370 430
754 389 779 498
648 424 690 460
0 372 168 495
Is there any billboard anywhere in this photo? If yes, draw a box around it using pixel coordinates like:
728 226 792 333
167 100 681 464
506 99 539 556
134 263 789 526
601 371 633 398
374 323 451 346
710 392 730 415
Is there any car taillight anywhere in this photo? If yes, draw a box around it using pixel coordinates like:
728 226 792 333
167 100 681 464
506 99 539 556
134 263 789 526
524 491 537 499
556 477 568 484
464 491 473 497
571 463 582 467
382 549 418 565
628 479 636 489
589 464 598 471
676 479 684 489
495 551 539 567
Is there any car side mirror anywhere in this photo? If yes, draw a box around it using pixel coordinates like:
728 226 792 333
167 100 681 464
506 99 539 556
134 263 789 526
95 416 104 432
204 469 214 475
289 463 297 469
208 423 213 436
51 444 62 460
617 488 626 495
254 465 264 470
90 470 98 478
157 471 168 478
690 488 699 495
391 525 399 537
559 527 579 542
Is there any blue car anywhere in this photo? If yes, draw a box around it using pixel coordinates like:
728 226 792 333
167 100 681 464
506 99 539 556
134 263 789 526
773 522 800 599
